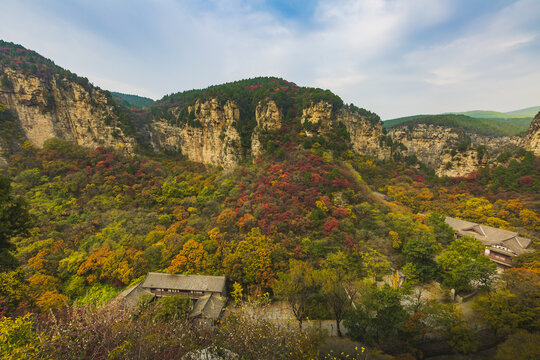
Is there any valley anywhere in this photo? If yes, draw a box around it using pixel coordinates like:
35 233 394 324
0 40 538 359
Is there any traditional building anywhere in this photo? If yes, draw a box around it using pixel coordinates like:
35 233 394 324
118 273 227 321
445 216 533 268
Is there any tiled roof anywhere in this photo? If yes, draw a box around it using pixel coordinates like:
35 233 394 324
444 216 533 256
117 273 228 320
140 273 226 293
190 293 225 320
117 283 153 307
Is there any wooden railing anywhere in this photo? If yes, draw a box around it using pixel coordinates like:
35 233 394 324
487 252 512 265
150 289 206 299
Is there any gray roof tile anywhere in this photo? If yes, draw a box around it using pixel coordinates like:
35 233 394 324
141 272 226 293
444 216 533 256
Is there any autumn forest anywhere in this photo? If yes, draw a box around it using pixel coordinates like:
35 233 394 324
0 39 539 359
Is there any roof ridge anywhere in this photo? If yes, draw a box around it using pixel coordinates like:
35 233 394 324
475 225 487 237
146 272 225 279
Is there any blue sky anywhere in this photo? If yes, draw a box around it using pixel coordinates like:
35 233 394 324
1 0 539 119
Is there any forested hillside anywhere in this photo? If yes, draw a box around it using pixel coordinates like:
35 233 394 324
1 130 538 357
383 114 530 137
0 40 539 359
111 92 155 110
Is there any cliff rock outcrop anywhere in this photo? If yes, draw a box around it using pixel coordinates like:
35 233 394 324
0 67 135 160
301 101 390 159
150 100 391 167
149 99 242 168
523 112 540 156
301 101 333 127
338 109 389 159
0 39 535 175
251 100 283 156
388 123 522 177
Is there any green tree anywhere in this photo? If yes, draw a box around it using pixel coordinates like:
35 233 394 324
0 270 30 314
0 314 42 360
0 175 31 271
438 236 496 292
345 284 407 346
274 260 317 330
424 303 478 355
473 267 539 333
427 211 455 244
402 233 439 281
495 330 540 360
152 295 192 322
315 267 356 337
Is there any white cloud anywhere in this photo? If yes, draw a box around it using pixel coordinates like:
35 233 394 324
0 0 538 118
392 0 540 116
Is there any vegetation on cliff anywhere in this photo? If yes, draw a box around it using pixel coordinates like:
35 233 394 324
384 114 531 137
0 40 539 359
0 40 136 139
0 40 94 92
111 92 155 110
150 77 376 154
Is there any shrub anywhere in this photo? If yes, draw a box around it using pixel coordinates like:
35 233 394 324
152 295 192 322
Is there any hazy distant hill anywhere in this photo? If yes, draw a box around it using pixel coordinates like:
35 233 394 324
111 91 155 109
505 106 540 116
459 107 538 120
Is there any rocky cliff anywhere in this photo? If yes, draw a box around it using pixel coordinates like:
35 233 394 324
522 112 540 156
0 41 535 176
0 67 135 164
149 99 391 167
0 64 532 177
300 101 390 159
149 98 242 168
338 109 390 160
388 123 522 177
251 100 283 157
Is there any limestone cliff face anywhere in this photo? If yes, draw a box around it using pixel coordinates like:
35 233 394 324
388 123 521 177
436 150 487 177
2 59 532 176
256 100 282 130
389 124 461 169
301 101 333 127
301 101 390 159
149 99 242 168
0 67 135 157
251 100 282 157
523 112 540 156
150 100 391 167
337 109 390 160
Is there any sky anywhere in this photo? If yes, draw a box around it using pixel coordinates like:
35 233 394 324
1 0 539 119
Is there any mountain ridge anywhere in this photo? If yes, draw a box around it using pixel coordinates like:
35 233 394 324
1 39 539 177
383 113 531 137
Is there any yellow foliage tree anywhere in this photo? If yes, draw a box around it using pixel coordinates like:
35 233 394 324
231 282 243 304
36 291 68 312
217 208 236 229
389 230 401 249
519 209 539 230
167 239 208 274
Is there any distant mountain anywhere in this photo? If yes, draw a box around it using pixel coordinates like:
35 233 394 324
458 109 533 120
384 106 538 137
111 91 155 109
383 113 529 137
505 106 540 116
